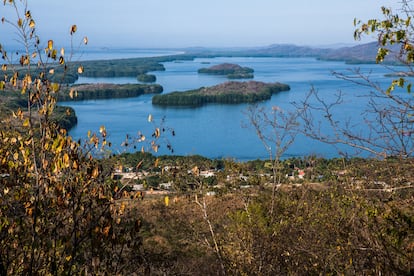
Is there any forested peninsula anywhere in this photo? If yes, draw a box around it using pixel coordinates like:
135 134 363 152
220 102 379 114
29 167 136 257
152 81 290 107
58 83 163 101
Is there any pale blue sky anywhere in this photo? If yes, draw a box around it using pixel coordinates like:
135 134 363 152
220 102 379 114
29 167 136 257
1 0 400 48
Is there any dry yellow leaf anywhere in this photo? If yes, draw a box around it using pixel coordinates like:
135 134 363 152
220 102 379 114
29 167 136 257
70 25 77 35
91 167 99 178
51 49 57 59
47 40 53 51
29 19 35 28
63 153 69 167
42 159 48 170
23 118 30 127
51 83 59 92
102 226 111 237
77 65 84 74
154 128 160 138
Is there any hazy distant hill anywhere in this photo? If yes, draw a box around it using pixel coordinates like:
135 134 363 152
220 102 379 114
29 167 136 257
318 42 379 63
239 42 387 63
246 44 328 57
185 42 398 64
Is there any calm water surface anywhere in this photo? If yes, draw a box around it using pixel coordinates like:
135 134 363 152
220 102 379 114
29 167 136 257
63 54 399 160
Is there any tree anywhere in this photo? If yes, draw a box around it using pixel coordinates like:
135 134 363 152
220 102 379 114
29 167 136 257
229 2 414 274
0 1 147 274
245 104 300 192
294 2 414 159
354 1 414 67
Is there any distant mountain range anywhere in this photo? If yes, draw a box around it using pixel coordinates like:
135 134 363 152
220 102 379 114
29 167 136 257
185 42 399 64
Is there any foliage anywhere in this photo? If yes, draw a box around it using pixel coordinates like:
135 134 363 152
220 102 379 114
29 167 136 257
294 1 414 159
0 1 156 274
122 164 414 274
353 1 414 118
221 186 413 275
1 1 413 275
354 2 414 66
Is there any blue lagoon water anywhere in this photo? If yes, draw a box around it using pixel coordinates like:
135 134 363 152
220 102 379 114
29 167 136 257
63 53 403 160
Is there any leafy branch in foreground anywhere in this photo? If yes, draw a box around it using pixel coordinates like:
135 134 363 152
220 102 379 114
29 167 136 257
297 1 414 159
0 1 146 274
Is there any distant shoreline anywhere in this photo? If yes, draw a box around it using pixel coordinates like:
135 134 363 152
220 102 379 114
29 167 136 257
71 41 385 64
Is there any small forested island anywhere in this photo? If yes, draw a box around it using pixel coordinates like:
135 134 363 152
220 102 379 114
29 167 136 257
198 63 254 79
152 80 290 107
59 83 163 101
137 73 157 83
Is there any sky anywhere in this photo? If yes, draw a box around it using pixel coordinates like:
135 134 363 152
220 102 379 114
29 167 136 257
0 0 401 49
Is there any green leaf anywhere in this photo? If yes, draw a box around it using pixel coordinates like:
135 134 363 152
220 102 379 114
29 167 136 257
376 47 389 63
396 30 406 41
398 78 405 87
